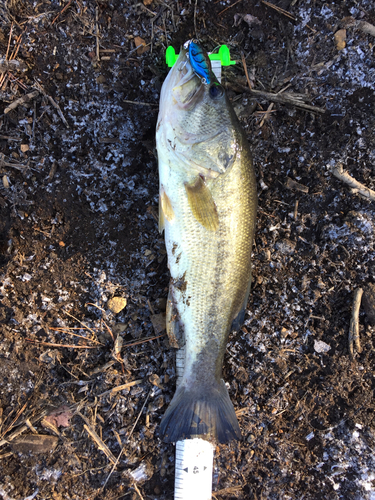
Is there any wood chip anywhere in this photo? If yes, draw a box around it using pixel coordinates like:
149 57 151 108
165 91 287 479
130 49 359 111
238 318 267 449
2 175 10 189
10 434 58 454
286 177 309 193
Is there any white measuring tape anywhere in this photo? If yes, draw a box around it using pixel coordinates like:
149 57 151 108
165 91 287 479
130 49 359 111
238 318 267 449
175 438 215 500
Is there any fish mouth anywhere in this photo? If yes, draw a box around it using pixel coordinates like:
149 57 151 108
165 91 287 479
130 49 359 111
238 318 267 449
164 48 203 108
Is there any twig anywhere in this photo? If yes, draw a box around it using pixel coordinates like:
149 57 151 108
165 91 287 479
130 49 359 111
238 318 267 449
84 423 117 464
9 32 24 61
331 163 375 201
97 379 143 398
102 320 115 342
259 102 274 127
0 135 21 141
261 0 296 21
122 333 165 348
194 0 198 38
0 153 29 170
0 411 48 448
4 90 39 114
219 0 243 16
102 390 151 490
49 327 103 345
96 6 100 62
0 402 28 439
51 0 73 26
5 22 14 60
34 80 69 128
241 52 253 90
133 483 144 500
122 99 157 107
349 288 363 357
249 88 326 113
63 310 98 338
26 339 99 349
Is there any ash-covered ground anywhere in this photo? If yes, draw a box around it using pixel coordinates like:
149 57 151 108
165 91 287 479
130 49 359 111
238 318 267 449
0 1 375 499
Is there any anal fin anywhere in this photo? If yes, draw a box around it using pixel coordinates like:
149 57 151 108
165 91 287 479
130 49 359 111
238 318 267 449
231 274 252 332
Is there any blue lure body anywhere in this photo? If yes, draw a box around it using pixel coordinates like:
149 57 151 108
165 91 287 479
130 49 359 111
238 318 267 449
188 40 212 85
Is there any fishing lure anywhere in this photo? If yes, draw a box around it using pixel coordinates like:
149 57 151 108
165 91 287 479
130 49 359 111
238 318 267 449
188 40 212 85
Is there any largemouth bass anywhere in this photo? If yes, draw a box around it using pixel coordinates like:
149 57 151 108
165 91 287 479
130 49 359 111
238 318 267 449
156 42 257 443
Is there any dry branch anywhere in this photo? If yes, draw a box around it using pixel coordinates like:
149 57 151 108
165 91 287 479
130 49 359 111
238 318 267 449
331 163 375 201
34 81 69 128
97 379 143 398
349 288 363 357
4 90 39 114
249 89 326 113
341 17 375 37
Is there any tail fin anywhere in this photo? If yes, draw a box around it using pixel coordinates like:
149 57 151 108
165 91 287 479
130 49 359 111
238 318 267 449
160 380 241 443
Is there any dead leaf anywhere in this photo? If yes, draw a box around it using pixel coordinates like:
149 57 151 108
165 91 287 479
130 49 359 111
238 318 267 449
143 0 153 5
134 36 149 55
150 313 166 334
43 405 73 428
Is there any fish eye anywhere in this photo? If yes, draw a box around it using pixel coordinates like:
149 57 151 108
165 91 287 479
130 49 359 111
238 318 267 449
209 83 224 99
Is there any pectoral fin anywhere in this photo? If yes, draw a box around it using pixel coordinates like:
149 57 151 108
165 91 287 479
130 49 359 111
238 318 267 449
185 176 219 231
159 187 175 233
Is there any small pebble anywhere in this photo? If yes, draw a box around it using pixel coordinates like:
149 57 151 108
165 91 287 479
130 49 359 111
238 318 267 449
314 339 331 353
108 297 127 314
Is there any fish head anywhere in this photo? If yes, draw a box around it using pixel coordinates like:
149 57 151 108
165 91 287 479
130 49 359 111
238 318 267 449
157 45 241 176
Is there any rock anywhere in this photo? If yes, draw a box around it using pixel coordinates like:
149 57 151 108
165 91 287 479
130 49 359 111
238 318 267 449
334 29 346 50
363 284 375 325
276 239 296 255
314 339 331 353
113 323 127 335
107 297 127 314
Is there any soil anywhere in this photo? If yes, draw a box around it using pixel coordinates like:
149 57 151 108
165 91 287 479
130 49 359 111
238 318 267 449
1 1 375 499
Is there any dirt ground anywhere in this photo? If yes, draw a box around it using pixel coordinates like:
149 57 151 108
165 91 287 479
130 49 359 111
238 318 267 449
0 0 375 499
